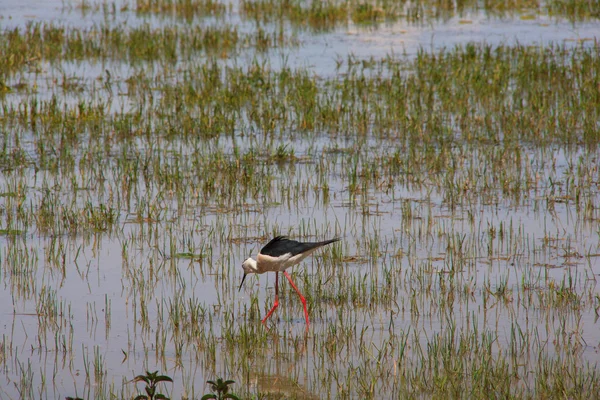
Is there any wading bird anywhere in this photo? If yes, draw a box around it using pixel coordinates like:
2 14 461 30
239 235 340 327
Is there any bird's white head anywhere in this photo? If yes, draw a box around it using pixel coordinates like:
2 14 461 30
238 257 258 291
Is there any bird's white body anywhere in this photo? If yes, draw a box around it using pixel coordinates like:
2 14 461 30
243 249 321 274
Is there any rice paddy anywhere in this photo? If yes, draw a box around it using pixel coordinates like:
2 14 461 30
1 0 599 398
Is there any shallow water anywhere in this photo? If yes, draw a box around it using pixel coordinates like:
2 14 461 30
1 1 600 399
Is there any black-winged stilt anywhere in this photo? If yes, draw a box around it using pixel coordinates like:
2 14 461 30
239 235 340 326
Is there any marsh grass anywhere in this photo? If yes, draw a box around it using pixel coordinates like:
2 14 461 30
135 0 228 18
0 22 295 80
239 0 600 30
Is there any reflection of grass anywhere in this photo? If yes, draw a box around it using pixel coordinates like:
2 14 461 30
173 252 204 260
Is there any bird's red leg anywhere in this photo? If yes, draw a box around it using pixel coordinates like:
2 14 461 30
262 272 279 325
283 271 309 327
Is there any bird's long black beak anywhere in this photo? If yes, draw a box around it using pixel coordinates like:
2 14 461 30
238 273 247 292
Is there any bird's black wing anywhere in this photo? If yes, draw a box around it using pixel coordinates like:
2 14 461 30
260 236 340 257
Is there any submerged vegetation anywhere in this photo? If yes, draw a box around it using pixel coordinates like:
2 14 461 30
0 0 599 398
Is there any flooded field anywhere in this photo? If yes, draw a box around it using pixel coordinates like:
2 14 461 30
1 0 600 398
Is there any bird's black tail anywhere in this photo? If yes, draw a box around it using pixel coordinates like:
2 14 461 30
299 237 341 254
